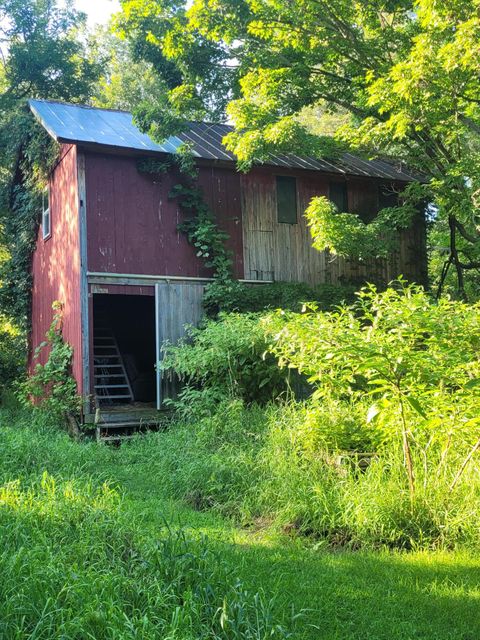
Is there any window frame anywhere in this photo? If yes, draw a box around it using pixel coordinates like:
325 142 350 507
42 187 51 241
275 175 298 225
328 181 349 213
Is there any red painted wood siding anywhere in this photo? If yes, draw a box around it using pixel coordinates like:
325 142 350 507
85 153 244 279
29 144 83 392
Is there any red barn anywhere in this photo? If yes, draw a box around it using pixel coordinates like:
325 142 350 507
28 99 426 427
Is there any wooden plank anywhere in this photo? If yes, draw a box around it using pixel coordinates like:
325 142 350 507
155 281 205 407
29 144 85 394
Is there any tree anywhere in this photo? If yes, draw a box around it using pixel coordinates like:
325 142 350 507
0 0 101 325
92 26 171 112
116 0 480 297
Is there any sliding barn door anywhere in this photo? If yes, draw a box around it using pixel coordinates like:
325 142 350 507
155 282 205 408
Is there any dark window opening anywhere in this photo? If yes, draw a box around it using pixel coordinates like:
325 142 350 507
93 294 156 406
42 188 51 240
378 185 400 210
276 176 297 224
329 182 348 212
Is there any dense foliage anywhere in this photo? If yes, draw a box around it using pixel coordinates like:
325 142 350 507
162 313 289 408
18 302 79 417
203 280 356 315
0 315 24 392
116 0 480 297
0 0 101 327
162 284 480 548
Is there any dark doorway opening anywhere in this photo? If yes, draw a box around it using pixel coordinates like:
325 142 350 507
93 294 156 407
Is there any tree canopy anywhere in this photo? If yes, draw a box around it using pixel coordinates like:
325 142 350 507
0 0 101 324
115 0 480 297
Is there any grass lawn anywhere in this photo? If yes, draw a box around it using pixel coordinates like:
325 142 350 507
1 408 479 639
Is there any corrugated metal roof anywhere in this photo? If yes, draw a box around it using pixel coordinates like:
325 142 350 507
29 99 422 181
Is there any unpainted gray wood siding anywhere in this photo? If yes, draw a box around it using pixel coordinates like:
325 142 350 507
155 281 206 403
240 168 427 287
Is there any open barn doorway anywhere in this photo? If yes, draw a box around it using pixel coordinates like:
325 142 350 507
92 294 156 408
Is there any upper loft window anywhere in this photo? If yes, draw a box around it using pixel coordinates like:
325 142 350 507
378 185 399 210
276 176 297 224
42 188 51 240
329 181 348 212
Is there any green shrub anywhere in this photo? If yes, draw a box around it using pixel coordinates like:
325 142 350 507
162 313 289 406
265 282 480 501
0 314 25 393
203 280 356 315
17 302 80 417
152 283 480 549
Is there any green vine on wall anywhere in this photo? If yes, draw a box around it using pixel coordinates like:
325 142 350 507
18 301 80 417
0 112 60 328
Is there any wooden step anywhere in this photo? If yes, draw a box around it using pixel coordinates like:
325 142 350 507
94 373 126 378
97 421 158 429
94 364 124 369
95 384 130 389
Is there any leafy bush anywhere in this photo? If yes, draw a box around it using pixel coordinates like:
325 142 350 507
17 302 80 417
0 315 25 393
203 280 356 315
162 313 289 406
265 282 480 501
153 283 480 549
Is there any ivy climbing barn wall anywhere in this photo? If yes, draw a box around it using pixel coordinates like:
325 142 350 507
29 144 84 392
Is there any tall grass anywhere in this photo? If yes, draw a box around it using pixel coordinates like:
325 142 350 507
129 399 480 550
0 405 291 639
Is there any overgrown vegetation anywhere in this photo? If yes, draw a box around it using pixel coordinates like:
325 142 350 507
0 314 24 393
203 280 356 315
0 407 290 639
18 302 79 417
1 405 479 640
163 313 289 408
161 283 480 549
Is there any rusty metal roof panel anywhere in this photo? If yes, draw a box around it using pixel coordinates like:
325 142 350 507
29 99 421 181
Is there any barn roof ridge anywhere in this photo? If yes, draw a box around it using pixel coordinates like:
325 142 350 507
29 98 423 182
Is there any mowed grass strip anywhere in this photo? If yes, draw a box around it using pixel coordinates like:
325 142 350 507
0 407 479 639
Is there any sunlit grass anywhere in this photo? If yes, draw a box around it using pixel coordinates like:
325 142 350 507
0 404 479 639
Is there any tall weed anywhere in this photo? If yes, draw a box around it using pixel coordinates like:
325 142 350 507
0 415 291 639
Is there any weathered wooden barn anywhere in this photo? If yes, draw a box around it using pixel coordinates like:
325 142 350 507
28 99 426 428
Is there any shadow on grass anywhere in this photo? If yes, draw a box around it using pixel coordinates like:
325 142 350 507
1 415 479 640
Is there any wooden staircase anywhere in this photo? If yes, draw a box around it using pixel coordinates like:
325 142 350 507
93 324 134 407
92 302 162 443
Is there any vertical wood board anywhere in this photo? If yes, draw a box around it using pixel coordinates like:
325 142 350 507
155 281 205 407
29 144 83 393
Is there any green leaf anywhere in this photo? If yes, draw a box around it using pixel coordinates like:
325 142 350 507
464 378 480 389
366 403 381 424
405 395 427 419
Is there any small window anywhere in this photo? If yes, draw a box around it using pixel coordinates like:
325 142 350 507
378 185 399 210
42 188 51 240
276 176 297 224
329 182 348 212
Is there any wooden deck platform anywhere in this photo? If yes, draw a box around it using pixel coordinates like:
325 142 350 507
93 404 166 443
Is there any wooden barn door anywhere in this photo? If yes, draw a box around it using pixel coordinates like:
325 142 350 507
155 282 205 408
